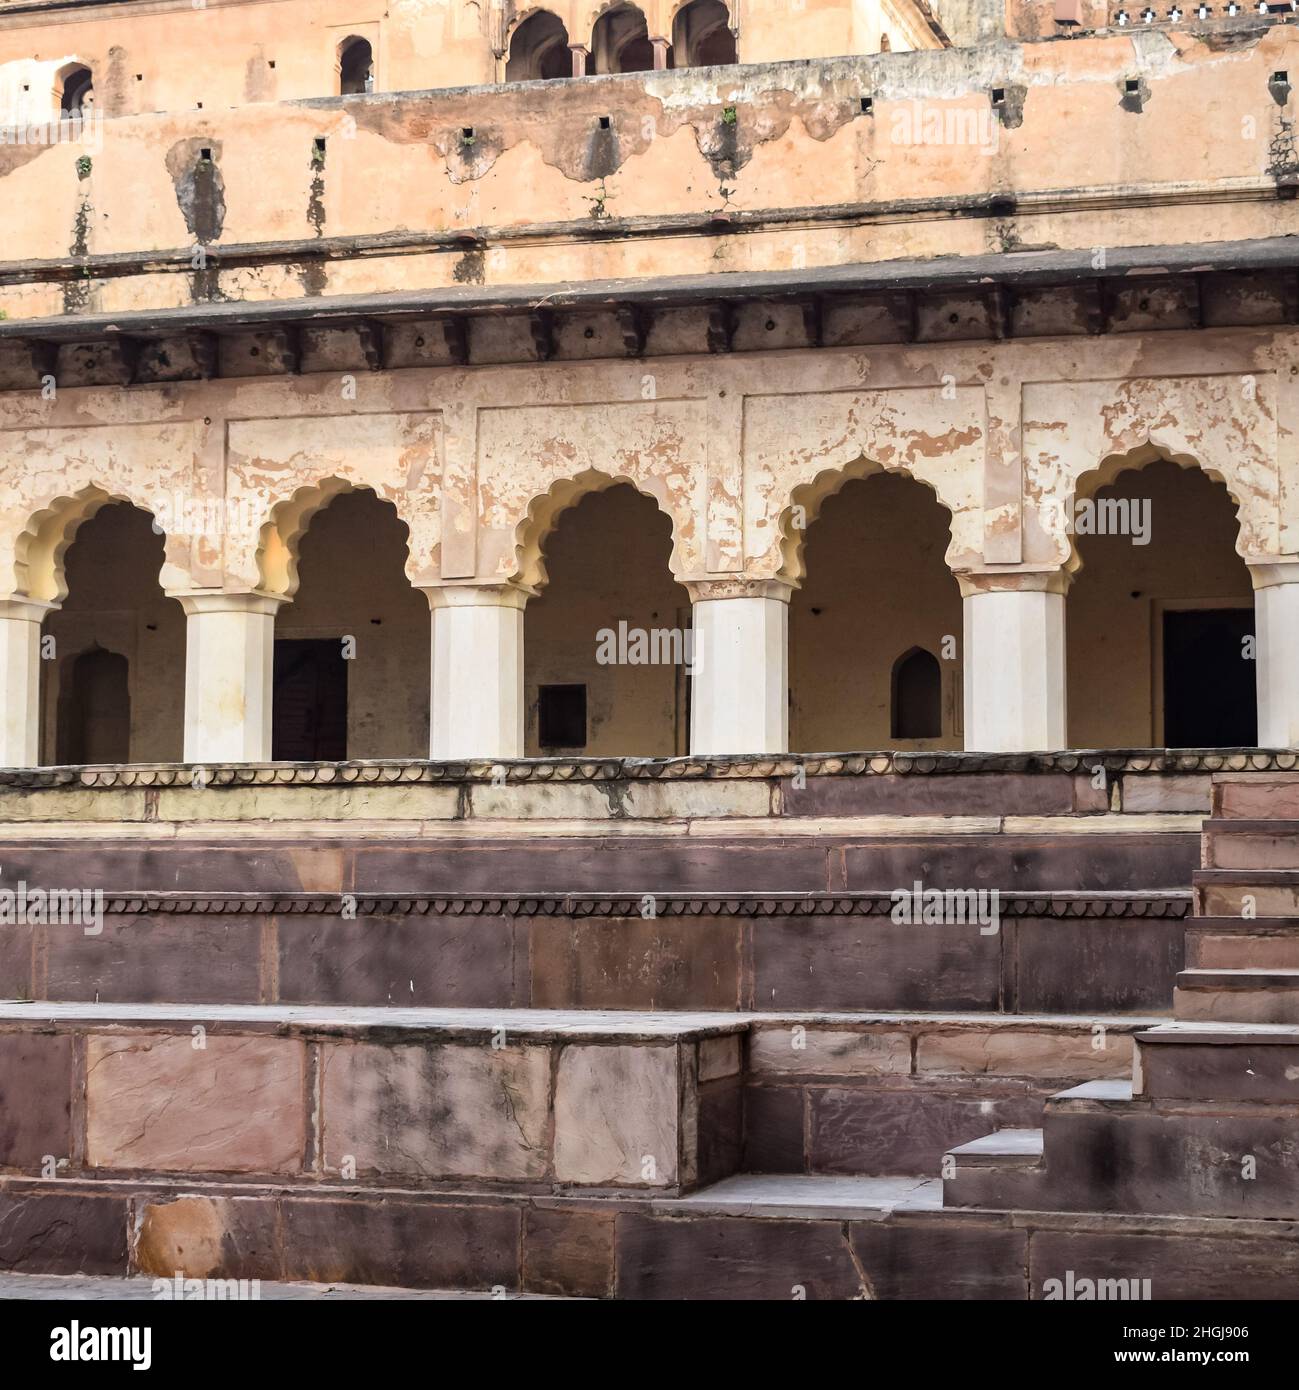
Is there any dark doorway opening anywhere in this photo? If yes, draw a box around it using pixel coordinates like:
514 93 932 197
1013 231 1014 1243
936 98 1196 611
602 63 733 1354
891 647 943 740
56 646 130 764
272 638 348 760
1162 608 1256 747
538 683 587 749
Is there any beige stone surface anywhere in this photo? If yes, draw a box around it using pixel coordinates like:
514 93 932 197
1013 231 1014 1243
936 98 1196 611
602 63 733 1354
698 1033 742 1082
319 1040 551 1181
915 1028 1133 1079
553 1043 680 1186
749 1027 911 1076
85 1032 306 1173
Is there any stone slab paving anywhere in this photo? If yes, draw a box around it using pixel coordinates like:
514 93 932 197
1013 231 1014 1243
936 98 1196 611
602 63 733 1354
652 1172 943 1220
0 1001 745 1039
0 1274 568 1300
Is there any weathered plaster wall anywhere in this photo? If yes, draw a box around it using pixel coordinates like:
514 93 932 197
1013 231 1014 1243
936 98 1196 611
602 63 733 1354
0 29 1294 321
0 0 935 130
0 325 1287 756
0 331 1293 607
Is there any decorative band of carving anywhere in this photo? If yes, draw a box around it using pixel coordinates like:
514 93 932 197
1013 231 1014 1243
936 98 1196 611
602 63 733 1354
95 891 1191 919
0 749 1294 790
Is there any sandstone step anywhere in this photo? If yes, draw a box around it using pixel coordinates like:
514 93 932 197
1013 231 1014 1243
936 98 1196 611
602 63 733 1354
1193 869 1299 918
1174 969 1299 1023
6 1166 1299 1300
1201 820 1299 870
1039 1082 1299 1218
1185 918 1299 970
0 1002 746 1196
941 1129 1046 1211
0 1273 568 1300
1213 773 1299 821
1134 1022 1299 1102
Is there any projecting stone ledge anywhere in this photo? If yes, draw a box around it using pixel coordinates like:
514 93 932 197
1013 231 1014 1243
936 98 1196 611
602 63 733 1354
0 1003 745 1194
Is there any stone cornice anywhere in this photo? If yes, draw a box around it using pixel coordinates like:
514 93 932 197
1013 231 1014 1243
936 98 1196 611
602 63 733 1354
0 747 1294 789
88 890 1190 918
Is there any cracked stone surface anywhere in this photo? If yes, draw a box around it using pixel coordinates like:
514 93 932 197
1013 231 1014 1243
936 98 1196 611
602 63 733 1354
85 1032 305 1173
319 1040 551 1182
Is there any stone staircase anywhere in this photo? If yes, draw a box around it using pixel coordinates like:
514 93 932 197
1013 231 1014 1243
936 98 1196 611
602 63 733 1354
5 758 1299 1297
945 771 1299 1228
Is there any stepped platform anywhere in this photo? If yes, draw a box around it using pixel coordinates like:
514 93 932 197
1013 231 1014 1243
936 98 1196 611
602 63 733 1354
4 1168 1299 1300
7 754 1299 1297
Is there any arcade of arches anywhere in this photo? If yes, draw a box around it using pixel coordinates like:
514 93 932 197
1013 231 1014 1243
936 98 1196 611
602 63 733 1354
0 450 1281 768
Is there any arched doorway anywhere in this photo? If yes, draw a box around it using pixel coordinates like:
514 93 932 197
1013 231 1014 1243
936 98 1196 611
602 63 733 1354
592 4 656 73
789 471 961 751
272 490 427 760
41 501 185 764
56 647 129 764
525 484 688 756
1066 457 1255 748
506 10 571 81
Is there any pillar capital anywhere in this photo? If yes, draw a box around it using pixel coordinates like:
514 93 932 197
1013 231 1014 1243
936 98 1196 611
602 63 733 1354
1247 559 1299 591
684 577 793 604
170 589 286 619
956 568 1071 600
0 596 59 622
419 581 531 613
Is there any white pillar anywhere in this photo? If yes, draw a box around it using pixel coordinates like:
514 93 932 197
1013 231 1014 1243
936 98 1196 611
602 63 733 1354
688 581 789 756
962 574 1068 752
426 584 525 760
1251 562 1299 748
175 592 282 764
0 598 55 767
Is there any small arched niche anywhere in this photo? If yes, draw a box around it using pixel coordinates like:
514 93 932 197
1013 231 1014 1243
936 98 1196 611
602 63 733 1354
338 37 374 96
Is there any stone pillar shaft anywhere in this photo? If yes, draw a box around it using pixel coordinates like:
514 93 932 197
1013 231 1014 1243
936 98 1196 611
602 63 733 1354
0 599 54 768
962 576 1068 753
688 581 789 756
176 592 282 765
1251 563 1299 748
427 585 526 761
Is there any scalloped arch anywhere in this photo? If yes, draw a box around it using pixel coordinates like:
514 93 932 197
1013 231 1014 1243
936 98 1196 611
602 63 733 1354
775 454 960 586
510 467 682 593
255 478 415 600
13 484 169 604
1063 441 1246 578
